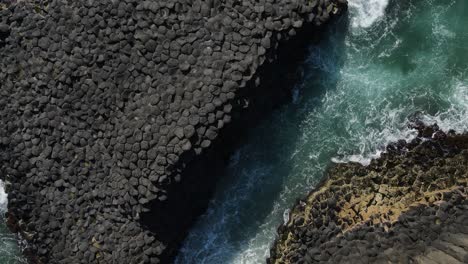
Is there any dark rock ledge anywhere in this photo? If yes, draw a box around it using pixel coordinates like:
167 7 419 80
269 123 468 264
0 0 347 263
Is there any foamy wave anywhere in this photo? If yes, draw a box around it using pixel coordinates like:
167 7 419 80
282 209 290 225
333 80 468 166
331 127 418 166
0 180 7 215
349 0 389 28
421 81 468 133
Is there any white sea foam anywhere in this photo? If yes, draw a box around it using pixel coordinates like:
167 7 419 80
332 125 419 166
421 81 468 133
348 0 389 28
333 80 468 166
282 209 290 225
0 180 7 215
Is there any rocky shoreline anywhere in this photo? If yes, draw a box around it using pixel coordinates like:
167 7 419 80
269 123 468 263
0 0 347 263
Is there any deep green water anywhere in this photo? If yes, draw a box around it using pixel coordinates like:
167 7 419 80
177 0 468 263
1 0 468 263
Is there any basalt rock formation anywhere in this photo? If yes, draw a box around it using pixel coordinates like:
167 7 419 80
269 124 468 263
0 0 347 263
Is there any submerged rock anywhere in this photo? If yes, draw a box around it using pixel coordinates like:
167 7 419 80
269 125 468 263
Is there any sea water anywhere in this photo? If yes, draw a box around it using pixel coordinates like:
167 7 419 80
177 0 468 263
0 180 25 263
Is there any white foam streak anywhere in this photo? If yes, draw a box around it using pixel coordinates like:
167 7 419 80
349 0 389 28
332 128 418 166
0 180 7 215
282 209 290 225
421 81 468 133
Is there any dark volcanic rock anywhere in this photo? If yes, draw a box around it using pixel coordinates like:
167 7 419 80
0 0 347 263
269 126 468 264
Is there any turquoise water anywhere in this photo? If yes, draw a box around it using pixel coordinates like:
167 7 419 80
177 0 468 263
1 0 468 263
0 225 23 264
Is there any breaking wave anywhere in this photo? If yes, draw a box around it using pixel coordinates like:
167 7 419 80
348 0 389 28
0 180 7 215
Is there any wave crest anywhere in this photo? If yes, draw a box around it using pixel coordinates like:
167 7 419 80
349 0 389 28
0 180 7 215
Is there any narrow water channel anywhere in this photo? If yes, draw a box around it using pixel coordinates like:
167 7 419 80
177 0 468 263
